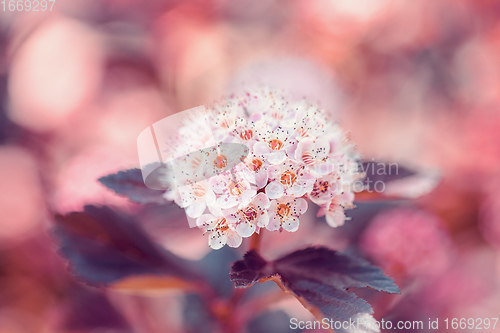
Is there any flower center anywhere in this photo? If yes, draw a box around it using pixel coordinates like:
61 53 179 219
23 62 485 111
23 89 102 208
190 155 203 169
297 126 309 137
317 180 330 193
248 158 263 172
228 182 245 196
214 154 228 169
271 112 283 120
192 183 206 197
221 118 232 128
301 152 315 165
280 171 297 186
239 129 253 140
276 203 290 218
241 206 258 222
268 139 284 150
215 218 229 231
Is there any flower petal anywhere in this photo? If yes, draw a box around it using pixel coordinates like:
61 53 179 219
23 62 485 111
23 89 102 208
326 209 345 228
226 230 243 248
253 141 270 156
209 232 227 249
196 214 215 228
282 216 299 232
265 181 284 199
236 221 256 238
256 212 269 228
185 201 207 218
295 198 308 215
267 151 287 165
255 170 269 189
266 215 282 231
251 192 270 209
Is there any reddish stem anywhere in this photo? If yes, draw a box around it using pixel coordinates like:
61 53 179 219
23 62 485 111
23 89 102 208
249 230 262 253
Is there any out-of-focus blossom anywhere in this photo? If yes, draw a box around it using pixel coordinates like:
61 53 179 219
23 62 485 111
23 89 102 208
7 17 102 132
360 208 454 279
420 248 495 317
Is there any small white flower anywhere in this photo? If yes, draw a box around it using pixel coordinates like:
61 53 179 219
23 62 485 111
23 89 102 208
308 173 341 205
240 143 269 189
318 191 355 228
208 168 257 209
295 137 331 176
197 213 242 249
253 125 297 165
265 159 315 199
226 193 271 237
267 197 308 232
289 100 327 140
169 180 217 218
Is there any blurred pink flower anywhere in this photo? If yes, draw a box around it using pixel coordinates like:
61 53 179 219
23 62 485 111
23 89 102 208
360 207 454 279
7 17 102 132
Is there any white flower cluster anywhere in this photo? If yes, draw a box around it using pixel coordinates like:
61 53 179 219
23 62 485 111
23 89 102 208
165 88 363 249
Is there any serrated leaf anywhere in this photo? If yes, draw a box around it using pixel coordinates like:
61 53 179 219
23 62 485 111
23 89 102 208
275 247 400 293
53 205 201 288
230 250 269 288
357 161 439 201
99 168 167 204
230 247 399 333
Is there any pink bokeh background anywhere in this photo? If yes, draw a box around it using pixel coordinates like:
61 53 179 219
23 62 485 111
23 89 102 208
0 0 500 332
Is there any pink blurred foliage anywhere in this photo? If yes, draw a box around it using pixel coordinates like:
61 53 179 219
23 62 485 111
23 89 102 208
0 146 44 244
480 178 500 249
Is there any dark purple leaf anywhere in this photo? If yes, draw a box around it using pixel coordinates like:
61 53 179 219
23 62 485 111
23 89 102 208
275 247 400 293
230 247 399 332
358 161 439 200
99 168 167 204
53 205 201 287
61 284 131 332
361 161 415 188
230 250 269 288
287 279 372 323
